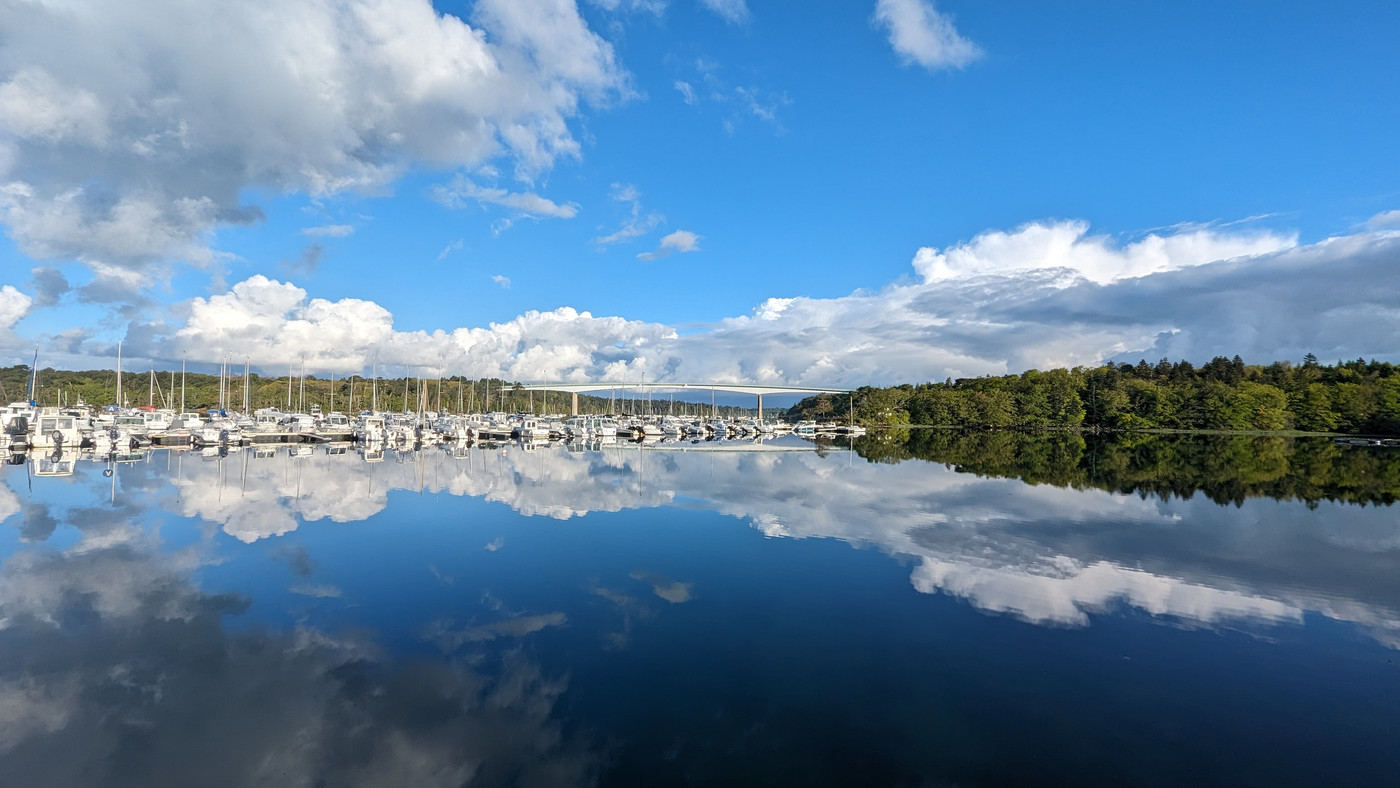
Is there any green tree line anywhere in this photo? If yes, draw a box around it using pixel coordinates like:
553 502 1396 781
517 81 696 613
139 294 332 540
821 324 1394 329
790 355 1400 434
0 366 756 418
845 429 1399 507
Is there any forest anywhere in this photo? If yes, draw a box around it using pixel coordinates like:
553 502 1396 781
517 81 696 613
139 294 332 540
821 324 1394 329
0 365 755 418
5 355 1400 434
788 355 1400 435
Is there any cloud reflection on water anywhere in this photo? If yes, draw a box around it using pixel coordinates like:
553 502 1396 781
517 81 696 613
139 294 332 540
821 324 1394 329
101 442 1400 641
0 537 594 786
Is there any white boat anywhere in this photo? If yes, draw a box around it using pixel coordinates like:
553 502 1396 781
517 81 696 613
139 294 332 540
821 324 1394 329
515 417 550 440
355 414 387 442
282 413 317 433
30 409 83 449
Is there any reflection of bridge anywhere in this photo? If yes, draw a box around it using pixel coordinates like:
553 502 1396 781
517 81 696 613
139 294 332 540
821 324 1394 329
515 382 851 418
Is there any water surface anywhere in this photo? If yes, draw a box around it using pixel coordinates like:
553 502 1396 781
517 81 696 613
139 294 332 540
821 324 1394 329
1 435 1398 786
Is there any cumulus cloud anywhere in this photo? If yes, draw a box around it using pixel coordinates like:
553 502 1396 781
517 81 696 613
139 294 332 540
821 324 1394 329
147 273 675 380
491 274 512 289
26 267 68 307
873 0 982 71
637 229 701 260
0 286 32 329
0 0 625 274
98 217 1400 387
912 219 1294 285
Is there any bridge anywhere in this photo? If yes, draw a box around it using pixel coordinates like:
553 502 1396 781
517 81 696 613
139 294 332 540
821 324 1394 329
514 382 851 419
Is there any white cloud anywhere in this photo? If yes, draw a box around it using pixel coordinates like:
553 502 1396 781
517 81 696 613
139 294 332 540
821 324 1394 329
432 175 579 219
90 218 1400 389
1367 209 1400 231
699 0 750 24
637 229 701 260
593 182 664 246
873 0 982 71
125 443 1400 643
675 61 788 134
437 239 464 260
0 68 108 146
300 224 355 238
912 219 1295 285
0 0 625 273
143 272 676 381
589 0 667 14
674 80 697 105
0 285 33 329
491 274 512 289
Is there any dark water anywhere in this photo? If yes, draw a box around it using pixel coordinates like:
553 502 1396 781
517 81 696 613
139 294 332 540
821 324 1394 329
1 434 1398 787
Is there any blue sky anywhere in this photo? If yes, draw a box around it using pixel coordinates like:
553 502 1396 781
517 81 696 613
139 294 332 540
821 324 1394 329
1 0 1398 385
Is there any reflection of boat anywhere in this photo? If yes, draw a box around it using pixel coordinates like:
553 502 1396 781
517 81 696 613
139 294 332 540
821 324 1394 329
33 448 78 477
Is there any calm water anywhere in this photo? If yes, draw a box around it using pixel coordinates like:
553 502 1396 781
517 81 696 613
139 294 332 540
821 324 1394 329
1 435 1398 787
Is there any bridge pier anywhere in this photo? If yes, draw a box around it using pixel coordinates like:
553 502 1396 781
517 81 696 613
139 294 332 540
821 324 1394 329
571 391 578 416
757 393 763 422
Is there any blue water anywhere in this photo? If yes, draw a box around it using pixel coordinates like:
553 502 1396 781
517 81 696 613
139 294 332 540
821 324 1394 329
0 441 1397 786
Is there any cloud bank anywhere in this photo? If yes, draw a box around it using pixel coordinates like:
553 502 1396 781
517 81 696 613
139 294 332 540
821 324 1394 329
31 218 1393 386
0 0 625 278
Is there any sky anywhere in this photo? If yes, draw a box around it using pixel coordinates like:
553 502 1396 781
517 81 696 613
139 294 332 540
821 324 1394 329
0 0 1398 387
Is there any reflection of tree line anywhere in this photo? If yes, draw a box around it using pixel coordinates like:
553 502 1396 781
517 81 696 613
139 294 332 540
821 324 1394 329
851 430 1400 507
791 356 1400 434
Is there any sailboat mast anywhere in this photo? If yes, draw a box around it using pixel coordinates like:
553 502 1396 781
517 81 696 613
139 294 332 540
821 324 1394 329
181 355 186 412
116 341 123 408
27 346 39 404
